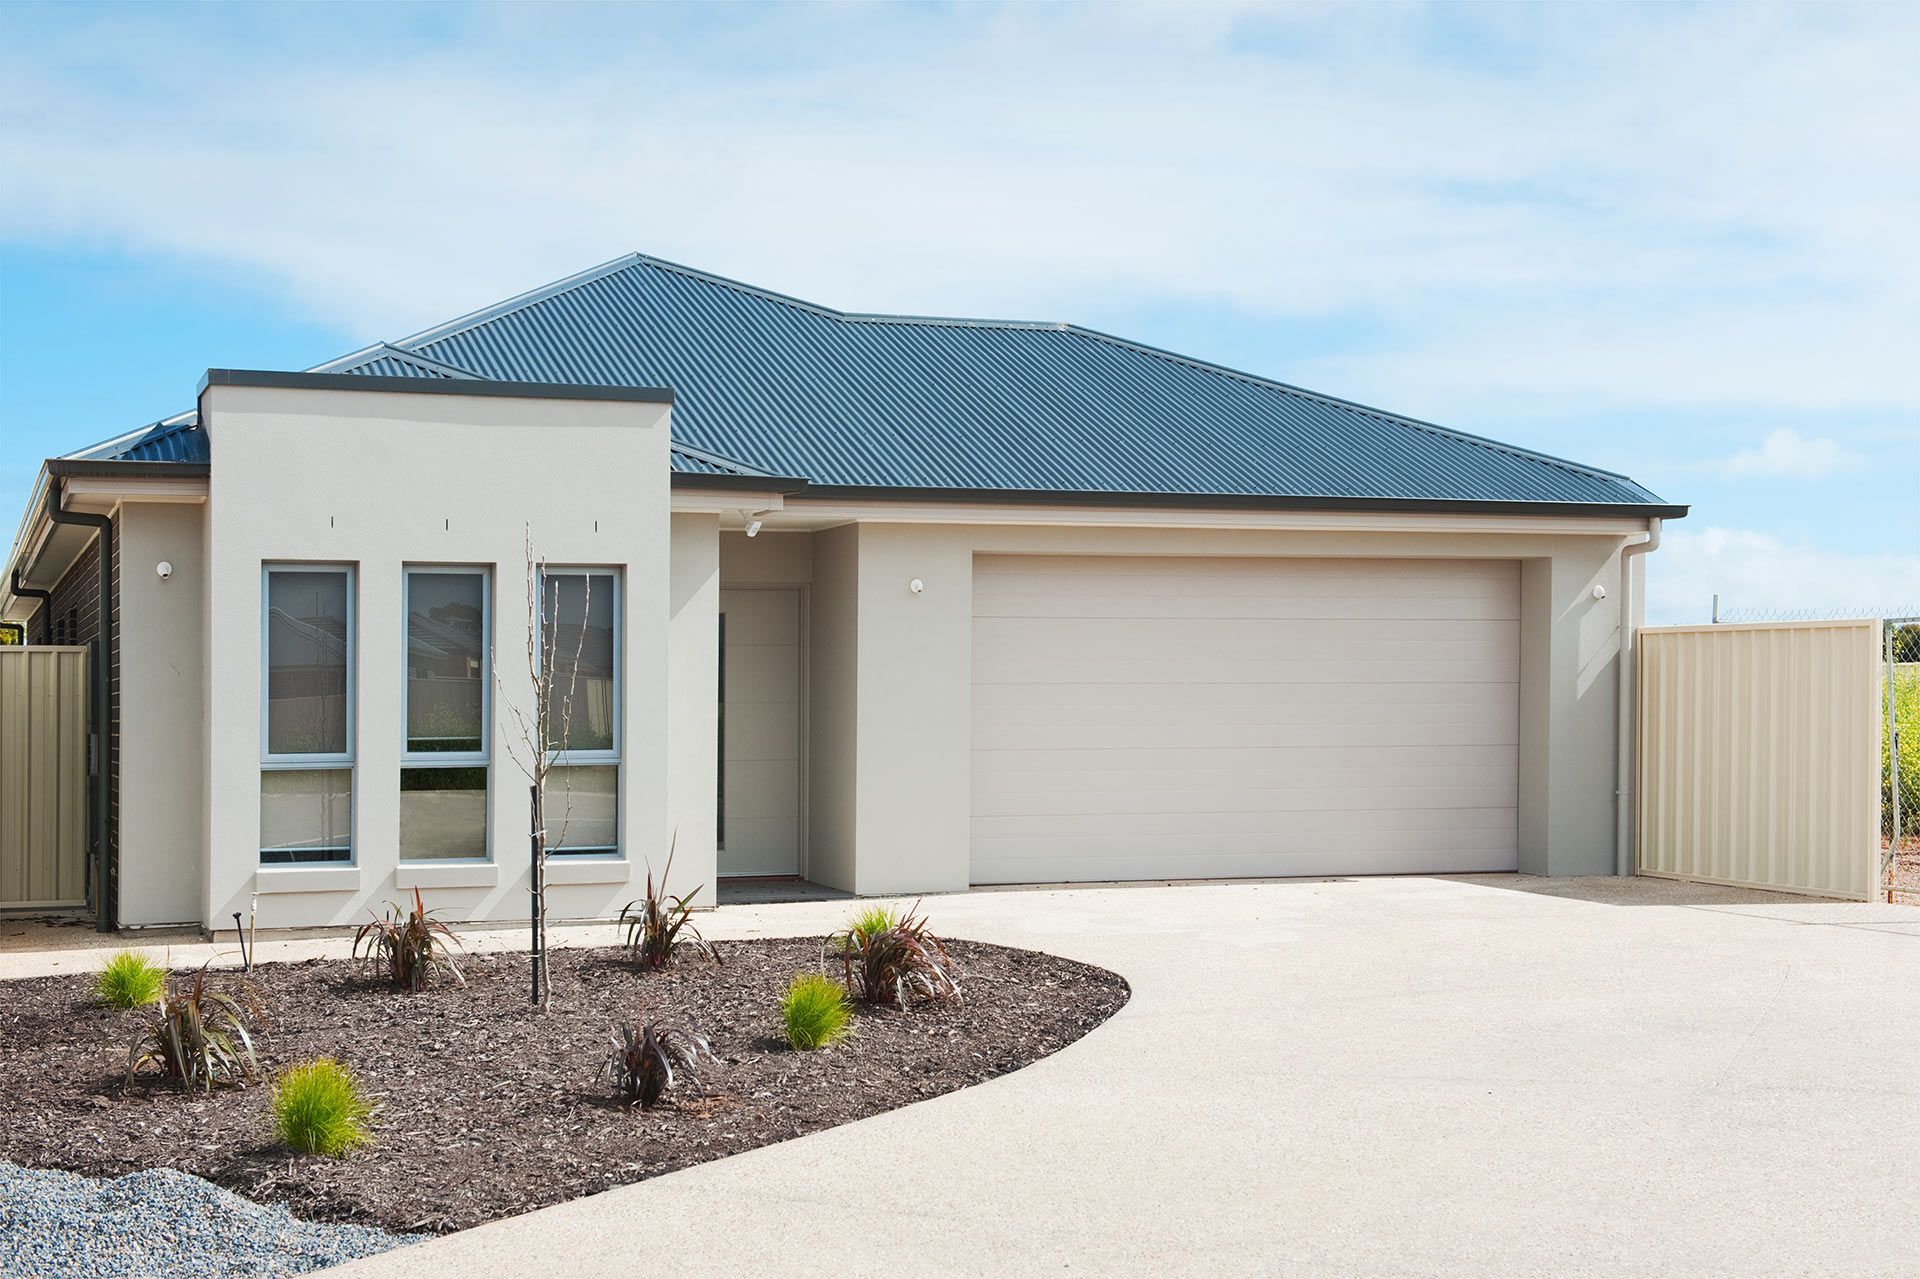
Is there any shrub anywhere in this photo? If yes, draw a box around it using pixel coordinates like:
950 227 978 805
272 1057 374 1157
128 965 261 1091
829 901 961 1008
603 1014 717 1109
353 888 464 991
619 845 718 971
781 973 852 1050
95 950 167 1009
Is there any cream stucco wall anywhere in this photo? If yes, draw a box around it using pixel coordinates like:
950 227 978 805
773 517 1638 893
117 501 208 926
111 409 1648 929
199 382 697 931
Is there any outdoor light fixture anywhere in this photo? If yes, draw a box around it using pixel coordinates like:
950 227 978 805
745 518 764 538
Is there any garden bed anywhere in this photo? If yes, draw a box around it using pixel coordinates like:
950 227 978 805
0 937 1126 1233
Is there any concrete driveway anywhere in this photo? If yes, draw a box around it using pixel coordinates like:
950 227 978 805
326 875 1918 1277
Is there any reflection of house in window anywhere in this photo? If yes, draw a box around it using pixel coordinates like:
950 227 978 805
264 604 350 756
406 600 484 754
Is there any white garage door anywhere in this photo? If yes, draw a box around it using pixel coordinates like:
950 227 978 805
970 555 1519 884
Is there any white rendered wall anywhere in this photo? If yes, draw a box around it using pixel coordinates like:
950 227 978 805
117 501 208 926
199 383 687 931
806 519 1636 893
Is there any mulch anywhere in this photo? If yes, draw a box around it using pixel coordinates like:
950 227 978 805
0 937 1127 1233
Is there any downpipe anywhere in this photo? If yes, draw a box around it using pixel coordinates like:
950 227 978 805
10 569 53 644
1615 518 1663 877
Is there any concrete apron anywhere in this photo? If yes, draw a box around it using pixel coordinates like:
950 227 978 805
17 875 1920 1277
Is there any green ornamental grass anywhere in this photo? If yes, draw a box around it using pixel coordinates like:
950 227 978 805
272 1058 374 1157
782 972 853 1050
94 950 167 1009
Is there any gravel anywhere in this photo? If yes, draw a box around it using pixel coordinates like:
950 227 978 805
0 1160 418 1278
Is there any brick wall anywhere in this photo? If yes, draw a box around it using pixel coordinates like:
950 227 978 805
33 520 120 919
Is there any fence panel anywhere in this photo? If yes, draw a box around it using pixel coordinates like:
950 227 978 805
0 646 90 909
1638 619 1881 900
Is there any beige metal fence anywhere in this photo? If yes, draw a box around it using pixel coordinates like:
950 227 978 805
0 647 90 909
1638 619 1882 900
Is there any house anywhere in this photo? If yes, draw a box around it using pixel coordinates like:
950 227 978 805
0 253 1686 932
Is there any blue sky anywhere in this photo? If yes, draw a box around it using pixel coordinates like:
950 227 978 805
2 0 1915 622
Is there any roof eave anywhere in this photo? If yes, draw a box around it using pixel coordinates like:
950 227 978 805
789 484 1688 521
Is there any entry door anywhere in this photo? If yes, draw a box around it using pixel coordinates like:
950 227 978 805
970 555 1520 884
719 588 803 876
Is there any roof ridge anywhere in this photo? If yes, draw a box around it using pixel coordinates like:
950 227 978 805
65 410 199 461
379 252 1638 490
668 440 778 478
387 254 644 352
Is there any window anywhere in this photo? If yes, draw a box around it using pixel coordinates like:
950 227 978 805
402 568 490 861
540 568 619 855
261 566 354 863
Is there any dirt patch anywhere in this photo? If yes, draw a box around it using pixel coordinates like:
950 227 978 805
0 938 1127 1233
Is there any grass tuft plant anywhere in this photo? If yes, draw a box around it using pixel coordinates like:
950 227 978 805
127 964 262 1092
271 1057 374 1157
828 900 961 1009
781 972 852 1050
619 843 719 971
353 887 464 992
95 950 167 1009
602 1013 717 1109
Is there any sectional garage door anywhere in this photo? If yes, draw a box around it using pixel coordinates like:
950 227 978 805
970 555 1520 884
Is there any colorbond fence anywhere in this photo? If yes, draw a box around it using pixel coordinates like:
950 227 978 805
1637 619 1882 900
0 646 90 909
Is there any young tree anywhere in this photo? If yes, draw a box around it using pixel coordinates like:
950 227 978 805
498 527 593 1010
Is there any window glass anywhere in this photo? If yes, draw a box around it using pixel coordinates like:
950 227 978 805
546 765 618 854
260 768 353 863
407 572 486 754
266 570 351 756
540 571 616 753
400 766 488 860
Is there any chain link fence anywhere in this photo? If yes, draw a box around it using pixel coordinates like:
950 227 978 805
1887 619 1919 905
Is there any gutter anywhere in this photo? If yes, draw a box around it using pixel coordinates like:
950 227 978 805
41 480 117 932
790 483 1691 522
1615 519 1663 877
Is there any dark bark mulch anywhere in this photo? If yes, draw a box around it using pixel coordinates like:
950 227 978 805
0 938 1127 1233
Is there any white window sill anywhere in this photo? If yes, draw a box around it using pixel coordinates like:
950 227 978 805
255 865 362 895
543 857 632 886
396 862 500 891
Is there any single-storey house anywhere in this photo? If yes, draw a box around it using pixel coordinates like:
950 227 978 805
1 253 1686 932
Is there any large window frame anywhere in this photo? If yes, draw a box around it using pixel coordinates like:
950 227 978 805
539 567 622 858
260 563 356 865
400 565 493 863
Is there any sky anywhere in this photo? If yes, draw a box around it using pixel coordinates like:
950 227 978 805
1 0 1915 624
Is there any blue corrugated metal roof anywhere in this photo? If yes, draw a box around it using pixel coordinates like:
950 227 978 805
75 252 1676 510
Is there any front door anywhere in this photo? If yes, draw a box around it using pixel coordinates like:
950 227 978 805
718 588 803 876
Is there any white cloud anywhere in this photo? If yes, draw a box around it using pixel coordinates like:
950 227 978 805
0 2 1916 418
1648 526 1920 625
1717 429 1863 478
